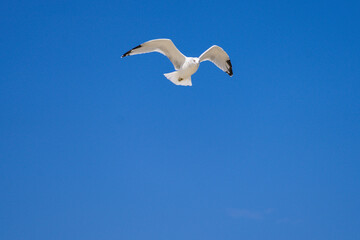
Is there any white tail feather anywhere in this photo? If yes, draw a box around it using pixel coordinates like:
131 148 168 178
164 71 192 86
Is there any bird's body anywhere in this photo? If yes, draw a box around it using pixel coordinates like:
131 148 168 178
180 57 200 78
122 39 232 86
163 57 200 86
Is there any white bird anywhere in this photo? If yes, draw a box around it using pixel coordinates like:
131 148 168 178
121 39 233 86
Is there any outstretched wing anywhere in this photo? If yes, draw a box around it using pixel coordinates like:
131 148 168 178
121 39 186 70
199 45 233 76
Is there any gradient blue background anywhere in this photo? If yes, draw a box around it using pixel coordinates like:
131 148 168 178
1 0 360 239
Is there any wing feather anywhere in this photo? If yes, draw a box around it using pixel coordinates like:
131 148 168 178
122 39 186 70
199 45 233 76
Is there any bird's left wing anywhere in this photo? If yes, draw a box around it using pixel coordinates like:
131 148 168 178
121 39 186 70
199 45 233 76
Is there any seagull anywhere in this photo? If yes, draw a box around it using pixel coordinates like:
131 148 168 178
121 39 233 86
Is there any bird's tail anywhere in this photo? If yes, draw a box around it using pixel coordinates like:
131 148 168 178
164 71 192 86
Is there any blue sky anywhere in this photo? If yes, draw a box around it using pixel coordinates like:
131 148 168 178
1 0 359 239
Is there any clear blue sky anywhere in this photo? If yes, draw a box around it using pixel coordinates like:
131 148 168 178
1 0 359 239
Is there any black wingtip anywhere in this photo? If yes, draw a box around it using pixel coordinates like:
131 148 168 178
226 59 233 77
121 44 142 58
121 50 131 58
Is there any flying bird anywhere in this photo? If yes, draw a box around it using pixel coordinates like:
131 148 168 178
121 39 233 86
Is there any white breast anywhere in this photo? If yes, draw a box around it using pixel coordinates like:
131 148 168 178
180 58 200 77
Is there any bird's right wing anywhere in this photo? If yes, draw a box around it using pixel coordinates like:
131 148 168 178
121 39 186 70
199 45 233 76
